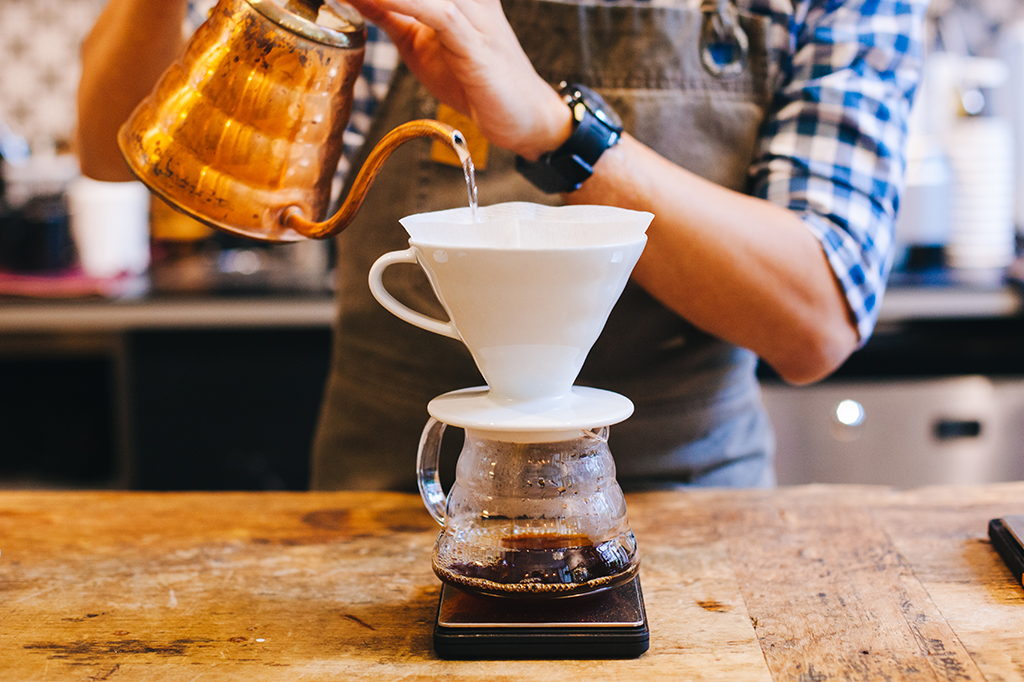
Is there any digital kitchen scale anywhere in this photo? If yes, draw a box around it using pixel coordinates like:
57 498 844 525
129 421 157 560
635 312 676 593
989 515 1024 586
432 577 649 659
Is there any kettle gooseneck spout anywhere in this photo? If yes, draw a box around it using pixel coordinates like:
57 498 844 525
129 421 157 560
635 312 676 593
283 120 466 240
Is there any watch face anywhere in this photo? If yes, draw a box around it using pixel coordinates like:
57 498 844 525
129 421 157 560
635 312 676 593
568 83 624 132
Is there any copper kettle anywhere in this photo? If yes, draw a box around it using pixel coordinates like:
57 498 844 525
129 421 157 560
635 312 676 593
118 0 465 242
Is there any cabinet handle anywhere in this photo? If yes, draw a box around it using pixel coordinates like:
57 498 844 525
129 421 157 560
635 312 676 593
933 419 982 440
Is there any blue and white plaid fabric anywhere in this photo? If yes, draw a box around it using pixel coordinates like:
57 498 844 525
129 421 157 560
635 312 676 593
744 0 926 342
338 23 398 180
187 0 925 343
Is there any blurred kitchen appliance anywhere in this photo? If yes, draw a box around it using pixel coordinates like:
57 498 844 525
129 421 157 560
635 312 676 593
762 376 1024 488
117 0 465 242
893 51 952 270
945 115 1016 269
369 203 653 658
898 51 1018 272
996 21 1024 232
894 134 950 270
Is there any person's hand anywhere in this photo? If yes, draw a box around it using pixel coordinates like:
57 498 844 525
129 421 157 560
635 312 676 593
345 0 572 159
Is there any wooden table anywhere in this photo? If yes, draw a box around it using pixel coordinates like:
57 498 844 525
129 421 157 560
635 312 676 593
2 484 1022 680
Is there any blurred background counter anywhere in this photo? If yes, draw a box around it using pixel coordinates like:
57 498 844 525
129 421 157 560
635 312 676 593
3 0 1024 491
0 277 336 492
0 291 335 333
1 271 1023 492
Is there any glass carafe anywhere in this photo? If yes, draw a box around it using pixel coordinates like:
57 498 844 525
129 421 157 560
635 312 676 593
417 420 640 599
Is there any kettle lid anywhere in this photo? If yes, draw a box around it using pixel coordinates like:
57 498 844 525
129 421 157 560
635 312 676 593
247 0 366 48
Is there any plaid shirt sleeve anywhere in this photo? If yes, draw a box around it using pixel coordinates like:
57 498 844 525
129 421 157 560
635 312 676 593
749 0 927 344
184 3 397 192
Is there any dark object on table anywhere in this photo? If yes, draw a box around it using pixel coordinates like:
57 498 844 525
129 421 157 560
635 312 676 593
988 515 1024 586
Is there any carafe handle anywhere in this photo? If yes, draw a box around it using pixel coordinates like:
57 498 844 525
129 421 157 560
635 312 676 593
416 417 449 526
368 249 461 340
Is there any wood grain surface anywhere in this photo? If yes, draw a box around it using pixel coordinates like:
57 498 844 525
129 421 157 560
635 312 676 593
1 484 1022 681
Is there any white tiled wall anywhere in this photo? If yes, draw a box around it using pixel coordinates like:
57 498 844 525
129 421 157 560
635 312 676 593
0 0 106 152
0 0 1020 157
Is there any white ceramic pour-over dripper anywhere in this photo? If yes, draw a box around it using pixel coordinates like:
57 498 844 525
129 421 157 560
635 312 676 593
368 202 652 409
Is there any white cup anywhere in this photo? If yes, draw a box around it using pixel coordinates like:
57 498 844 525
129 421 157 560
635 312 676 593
369 238 646 403
67 177 151 278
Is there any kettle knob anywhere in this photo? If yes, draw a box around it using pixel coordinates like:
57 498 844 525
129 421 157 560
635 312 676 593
284 0 324 21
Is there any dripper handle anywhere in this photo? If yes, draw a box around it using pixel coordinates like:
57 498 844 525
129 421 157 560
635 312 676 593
417 417 449 526
368 248 461 340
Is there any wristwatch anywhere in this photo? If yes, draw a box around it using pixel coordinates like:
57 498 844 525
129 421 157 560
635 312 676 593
515 82 623 194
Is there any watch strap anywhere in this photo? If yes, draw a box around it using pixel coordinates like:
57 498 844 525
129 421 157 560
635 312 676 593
515 84 621 194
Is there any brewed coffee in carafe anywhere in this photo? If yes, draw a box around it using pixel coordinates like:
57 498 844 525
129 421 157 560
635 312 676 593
419 422 639 598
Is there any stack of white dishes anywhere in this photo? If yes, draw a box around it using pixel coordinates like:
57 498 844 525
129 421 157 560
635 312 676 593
944 116 1017 269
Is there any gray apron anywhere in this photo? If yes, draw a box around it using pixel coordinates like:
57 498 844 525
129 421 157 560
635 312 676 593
311 0 778 490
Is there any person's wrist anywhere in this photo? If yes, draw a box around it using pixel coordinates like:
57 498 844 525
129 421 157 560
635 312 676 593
515 87 575 162
514 82 623 194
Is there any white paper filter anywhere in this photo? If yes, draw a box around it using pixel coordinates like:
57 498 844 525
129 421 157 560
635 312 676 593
398 202 653 248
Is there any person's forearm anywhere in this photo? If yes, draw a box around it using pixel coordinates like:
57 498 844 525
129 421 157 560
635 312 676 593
77 0 189 181
568 135 860 385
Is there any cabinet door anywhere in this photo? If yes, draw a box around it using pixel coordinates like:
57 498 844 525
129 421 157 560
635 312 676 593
130 328 330 490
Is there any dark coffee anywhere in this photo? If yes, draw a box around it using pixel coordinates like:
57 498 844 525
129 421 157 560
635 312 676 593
435 533 638 598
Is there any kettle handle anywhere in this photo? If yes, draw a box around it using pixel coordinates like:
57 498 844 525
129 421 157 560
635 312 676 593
416 417 449 526
367 248 461 340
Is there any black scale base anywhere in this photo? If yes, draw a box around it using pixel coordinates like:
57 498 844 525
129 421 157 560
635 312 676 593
432 576 649 659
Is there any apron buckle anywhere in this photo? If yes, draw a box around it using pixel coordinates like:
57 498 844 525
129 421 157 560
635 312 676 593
699 0 749 79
